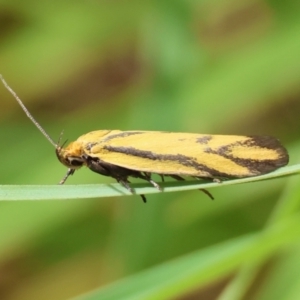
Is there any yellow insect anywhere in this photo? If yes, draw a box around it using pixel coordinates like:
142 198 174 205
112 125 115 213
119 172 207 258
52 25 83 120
1 76 289 202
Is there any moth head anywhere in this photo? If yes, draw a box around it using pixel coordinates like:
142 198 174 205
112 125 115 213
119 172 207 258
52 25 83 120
56 141 85 169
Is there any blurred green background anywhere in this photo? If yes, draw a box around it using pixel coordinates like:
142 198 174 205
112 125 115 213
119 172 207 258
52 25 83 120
1 0 300 299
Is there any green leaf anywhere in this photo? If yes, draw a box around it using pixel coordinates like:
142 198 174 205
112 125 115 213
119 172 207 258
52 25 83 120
0 164 298 201
73 213 300 300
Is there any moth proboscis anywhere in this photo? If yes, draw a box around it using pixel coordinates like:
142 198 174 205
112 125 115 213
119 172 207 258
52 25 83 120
1 75 289 202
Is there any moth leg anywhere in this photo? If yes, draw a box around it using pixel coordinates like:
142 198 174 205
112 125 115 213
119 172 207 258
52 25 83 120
199 189 214 200
140 173 162 191
85 156 147 202
213 178 222 183
116 178 146 203
140 194 147 203
117 178 134 193
59 168 75 185
171 175 214 200
169 175 184 181
152 172 165 182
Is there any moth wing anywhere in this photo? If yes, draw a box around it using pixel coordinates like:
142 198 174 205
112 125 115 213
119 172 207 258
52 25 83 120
83 131 288 178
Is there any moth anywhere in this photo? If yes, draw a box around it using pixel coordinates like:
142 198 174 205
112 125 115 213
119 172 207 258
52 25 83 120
1 75 289 202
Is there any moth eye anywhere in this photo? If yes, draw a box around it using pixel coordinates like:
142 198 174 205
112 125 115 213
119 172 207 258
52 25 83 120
67 157 84 167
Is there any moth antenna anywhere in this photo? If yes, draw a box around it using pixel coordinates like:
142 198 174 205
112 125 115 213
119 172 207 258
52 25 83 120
56 130 68 148
0 74 57 148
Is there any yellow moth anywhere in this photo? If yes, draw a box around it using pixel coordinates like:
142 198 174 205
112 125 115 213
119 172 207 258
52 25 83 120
1 76 289 202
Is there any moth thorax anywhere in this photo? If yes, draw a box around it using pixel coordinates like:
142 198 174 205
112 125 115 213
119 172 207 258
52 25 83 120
56 141 85 169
